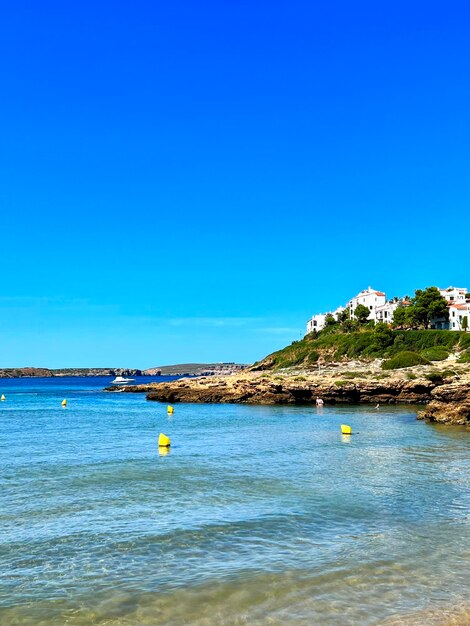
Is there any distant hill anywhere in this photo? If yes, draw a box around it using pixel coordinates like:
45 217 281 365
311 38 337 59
0 364 248 378
0 367 141 378
144 363 248 376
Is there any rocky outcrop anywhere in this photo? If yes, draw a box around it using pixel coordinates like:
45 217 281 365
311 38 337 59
105 363 470 427
417 379 470 426
142 376 437 405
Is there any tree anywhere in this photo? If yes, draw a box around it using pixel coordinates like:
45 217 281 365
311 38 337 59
462 316 468 332
411 287 449 329
405 305 422 329
324 313 336 327
342 318 359 333
336 308 350 323
374 322 394 348
354 304 370 324
392 305 408 329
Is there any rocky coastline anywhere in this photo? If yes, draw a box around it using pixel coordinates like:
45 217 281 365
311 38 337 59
0 367 143 378
105 360 470 428
0 363 247 378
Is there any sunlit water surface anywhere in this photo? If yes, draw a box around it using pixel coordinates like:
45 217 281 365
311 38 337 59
0 377 469 625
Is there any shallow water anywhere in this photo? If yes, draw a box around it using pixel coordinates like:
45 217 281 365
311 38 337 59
0 377 469 625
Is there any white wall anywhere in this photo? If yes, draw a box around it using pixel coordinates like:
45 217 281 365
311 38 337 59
448 304 470 331
348 288 386 321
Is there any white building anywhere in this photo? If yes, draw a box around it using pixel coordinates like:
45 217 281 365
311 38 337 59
306 306 345 333
448 303 470 331
430 287 469 330
347 287 386 321
305 285 470 335
306 312 327 334
374 300 399 324
439 286 468 304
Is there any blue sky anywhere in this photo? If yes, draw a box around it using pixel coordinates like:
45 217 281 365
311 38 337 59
0 1 469 367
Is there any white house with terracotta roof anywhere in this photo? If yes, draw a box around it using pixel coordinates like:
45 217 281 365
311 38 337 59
347 287 386 321
430 287 469 330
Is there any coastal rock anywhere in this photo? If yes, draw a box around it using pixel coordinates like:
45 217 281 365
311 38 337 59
417 379 470 426
138 374 437 405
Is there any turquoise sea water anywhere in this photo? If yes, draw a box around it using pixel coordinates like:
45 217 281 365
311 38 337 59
0 377 469 625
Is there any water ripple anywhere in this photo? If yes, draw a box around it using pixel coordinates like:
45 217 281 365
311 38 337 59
1 383 469 625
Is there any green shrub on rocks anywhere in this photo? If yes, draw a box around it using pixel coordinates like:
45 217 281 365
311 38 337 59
307 350 320 364
458 349 470 363
441 369 457 379
420 347 450 361
341 371 362 379
255 329 469 371
390 330 460 353
382 351 431 370
425 370 444 383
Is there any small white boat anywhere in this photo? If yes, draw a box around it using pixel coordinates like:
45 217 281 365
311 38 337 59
111 376 135 385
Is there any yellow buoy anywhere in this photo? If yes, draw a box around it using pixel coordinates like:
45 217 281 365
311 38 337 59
61 399 67 407
167 405 174 414
158 433 171 447
341 424 352 435
1 394 5 401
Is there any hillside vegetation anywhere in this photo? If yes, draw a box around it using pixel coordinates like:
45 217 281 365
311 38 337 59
252 328 470 371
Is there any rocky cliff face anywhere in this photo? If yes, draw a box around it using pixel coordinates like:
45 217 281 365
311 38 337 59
417 380 470 426
141 375 436 405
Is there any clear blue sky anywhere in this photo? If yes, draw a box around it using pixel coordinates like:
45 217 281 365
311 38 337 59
0 1 469 368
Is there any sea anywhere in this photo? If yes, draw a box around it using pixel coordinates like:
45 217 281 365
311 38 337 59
0 376 469 625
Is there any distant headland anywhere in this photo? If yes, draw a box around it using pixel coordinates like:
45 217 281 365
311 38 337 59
0 363 247 379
